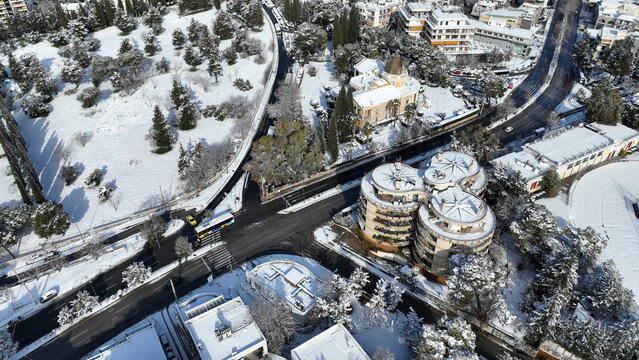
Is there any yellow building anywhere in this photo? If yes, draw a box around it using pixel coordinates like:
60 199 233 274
350 54 420 125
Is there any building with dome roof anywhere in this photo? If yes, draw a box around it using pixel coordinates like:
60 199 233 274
349 54 421 125
358 151 494 281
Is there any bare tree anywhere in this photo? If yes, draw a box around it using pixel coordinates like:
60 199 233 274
81 242 102 259
174 236 193 263
545 111 560 127
249 299 297 355
496 98 515 120
372 347 396 360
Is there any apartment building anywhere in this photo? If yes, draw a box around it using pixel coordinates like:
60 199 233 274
356 0 406 27
471 0 499 17
358 152 493 280
469 19 533 54
397 2 435 36
0 0 29 23
291 324 371 360
350 54 420 125
596 0 639 30
423 9 475 55
492 123 639 193
587 26 628 58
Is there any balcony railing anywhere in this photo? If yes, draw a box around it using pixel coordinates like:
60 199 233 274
374 217 413 227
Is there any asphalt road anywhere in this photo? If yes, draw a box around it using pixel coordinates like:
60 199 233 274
10 1 579 358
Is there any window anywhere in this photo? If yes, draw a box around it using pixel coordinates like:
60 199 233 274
567 163 574 169
597 151 603 157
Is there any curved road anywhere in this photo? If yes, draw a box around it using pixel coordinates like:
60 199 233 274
11 2 579 358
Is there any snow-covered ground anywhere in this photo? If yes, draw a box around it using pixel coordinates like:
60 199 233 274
555 83 589 114
0 148 23 207
163 219 184 237
0 233 146 325
212 172 247 215
538 155 639 304
1 7 274 258
298 61 339 128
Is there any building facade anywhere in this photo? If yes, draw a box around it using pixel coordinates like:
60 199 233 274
0 0 29 23
469 19 533 54
350 54 420 125
356 0 406 27
423 9 475 55
397 2 435 36
492 123 639 193
595 0 639 30
587 26 629 58
479 9 527 28
358 151 494 280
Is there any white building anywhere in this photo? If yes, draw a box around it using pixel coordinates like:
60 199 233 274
469 19 533 54
424 9 475 55
587 26 629 58
290 324 371 360
397 2 436 37
86 322 167 360
247 260 320 323
0 0 28 23
356 0 406 27
492 123 639 192
176 295 268 360
471 0 499 17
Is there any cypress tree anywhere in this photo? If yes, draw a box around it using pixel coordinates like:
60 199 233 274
55 3 69 28
331 16 342 47
125 0 133 15
348 6 359 43
292 0 300 23
327 116 339 161
213 0 221 9
151 105 174 151
117 0 124 10
340 9 349 46
283 0 291 21
315 123 326 155
0 124 30 204
103 0 115 25
92 0 108 28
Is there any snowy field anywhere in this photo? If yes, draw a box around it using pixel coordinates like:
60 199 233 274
555 83 589 114
0 148 22 207
1 7 274 257
538 155 639 304
298 61 339 128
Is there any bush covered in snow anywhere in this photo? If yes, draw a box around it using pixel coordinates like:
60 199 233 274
0 204 34 249
20 93 51 118
76 87 102 108
114 10 137 35
233 78 252 91
249 299 297 355
33 201 70 239
122 261 152 288
58 165 81 185
84 168 103 187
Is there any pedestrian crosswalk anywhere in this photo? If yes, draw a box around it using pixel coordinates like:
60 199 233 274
518 81 541 94
205 244 237 273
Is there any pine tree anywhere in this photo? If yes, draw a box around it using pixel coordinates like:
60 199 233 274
283 0 291 20
148 105 174 152
347 6 359 44
122 261 151 287
172 28 186 48
207 59 223 82
142 33 160 56
314 123 325 155
213 0 221 9
60 59 85 88
32 201 70 239
170 79 190 110
55 3 69 28
292 0 300 23
327 116 339 162
102 0 115 25
367 278 389 325
213 11 235 40
177 100 200 129
183 44 202 70
177 143 191 178
248 0 263 28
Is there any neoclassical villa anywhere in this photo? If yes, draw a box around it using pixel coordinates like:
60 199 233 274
349 54 421 125
358 151 495 281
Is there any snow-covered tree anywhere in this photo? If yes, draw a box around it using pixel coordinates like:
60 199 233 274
33 201 70 239
198 29 219 59
84 168 103 187
316 274 353 327
60 59 85 88
177 99 200 129
70 290 99 318
347 267 369 299
67 19 89 39
213 11 235 40
510 204 560 267
247 0 264 28
147 105 174 152
142 32 160 56
58 165 80 186
403 307 423 347
170 78 190 110
604 37 636 83
414 324 446 360
114 10 137 34
207 59 222 82
0 205 33 254
122 261 152 288
91 56 117 87
20 93 51 118
526 292 567 344
141 215 167 245
295 22 327 59
367 278 389 325
154 57 171 73
584 79 623 125
539 167 561 193
97 183 114 202
174 236 193 261
172 28 186 48
560 226 606 267
183 43 202 70
372 347 396 360
580 260 635 318
57 305 75 326
142 6 163 29
387 277 404 312
249 299 297 355
76 86 102 108
0 326 17 359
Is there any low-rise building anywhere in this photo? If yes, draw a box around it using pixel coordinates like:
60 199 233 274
356 0 406 27
596 0 639 30
469 19 534 54
87 322 167 360
350 54 420 125
471 1 498 18
479 9 527 28
290 324 371 360
587 26 629 58
492 123 639 192
397 2 435 37
358 151 493 280
176 295 268 360
423 9 475 55
247 260 319 323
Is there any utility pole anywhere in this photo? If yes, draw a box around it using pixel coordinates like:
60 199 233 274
169 278 178 301
14 270 38 304
201 258 212 275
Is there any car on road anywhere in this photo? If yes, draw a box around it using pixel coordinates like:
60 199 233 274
504 126 514 133
39 289 58 303
633 202 639 219
45 250 60 260
6 316 22 329
185 215 197 226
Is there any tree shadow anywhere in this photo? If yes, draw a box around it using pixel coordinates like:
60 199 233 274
61 187 90 222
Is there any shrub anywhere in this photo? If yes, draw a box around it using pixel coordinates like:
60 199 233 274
48 32 69 47
76 87 102 108
21 93 51 117
233 78 252 91
308 65 317 77
73 131 92 147
85 168 103 187
59 165 80 185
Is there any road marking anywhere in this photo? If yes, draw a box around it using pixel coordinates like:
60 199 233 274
70 328 89 340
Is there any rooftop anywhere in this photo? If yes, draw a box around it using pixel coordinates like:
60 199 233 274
249 260 318 315
430 185 488 224
526 126 612 165
179 296 266 360
586 122 639 142
431 9 469 21
290 324 371 360
491 150 546 181
424 151 480 186
353 58 386 76
353 84 403 108
350 74 389 91
418 201 495 242
480 8 524 18
87 322 166 360
406 1 435 12
469 19 534 40
371 162 424 193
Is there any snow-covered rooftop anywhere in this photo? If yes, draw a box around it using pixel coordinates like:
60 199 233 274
430 186 488 224
480 8 523 18
248 260 319 316
469 19 534 40
588 122 639 142
353 85 403 108
431 9 469 21
350 74 389 91
418 201 495 242
290 324 371 360
371 162 424 193
353 58 386 76
87 322 166 360
361 172 423 210
406 1 435 12
526 126 613 165
491 150 546 181
179 296 266 360
424 151 480 187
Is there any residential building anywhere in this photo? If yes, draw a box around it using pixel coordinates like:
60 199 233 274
492 123 639 193
469 19 533 54
356 0 406 27
0 0 28 23
479 9 527 28
423 9 475 55
587 26 629 57
471 1 498 17
86 322 167 360
290 324 371 360
358 151 493 281
596 0 639 30
247 260 320 323
61 2 82 16
397 2 435 36
350 54 420 125
176 295 268 360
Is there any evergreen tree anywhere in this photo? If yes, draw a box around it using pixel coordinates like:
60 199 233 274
55 3 69 28
214 0 221 9
172 28 186 48
177 100 200 129
102 0 115 25
170 79 190 110
248 0 264 28
177 143 190 178
183 43 202 70
540 167 561 193
148 105 174 152
283 0 291 20
33 201 70 238
187 18 201 42
292 0 300 23
604 37 636 83
207 59 223 82
60 59 85 88
327 116 339 161
347 6 359 44
314 123 326 155
142 33 160 56
213 11 235 40
584 79 623 124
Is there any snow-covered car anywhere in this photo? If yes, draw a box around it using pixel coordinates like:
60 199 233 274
39 289 59 303
504 126 514 133
186 215 197 226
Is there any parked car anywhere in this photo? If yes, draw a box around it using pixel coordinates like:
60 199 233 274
185 215 197 226
504 126 514 133
633 202 639 219
6 316 22 329
39 289 59 303
45 250 60 261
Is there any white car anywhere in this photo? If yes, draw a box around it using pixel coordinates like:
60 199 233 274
504 126 514 133
39 289 59 303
